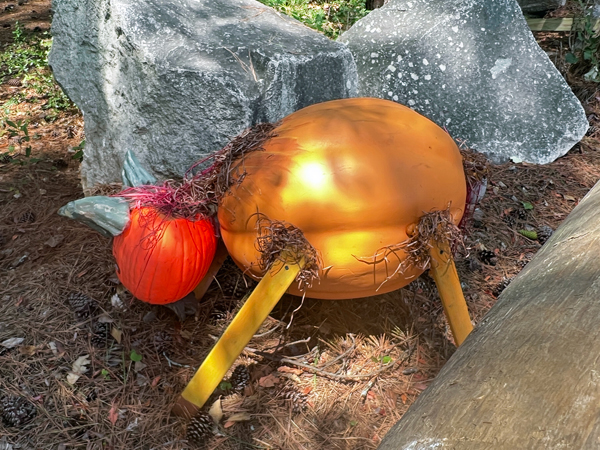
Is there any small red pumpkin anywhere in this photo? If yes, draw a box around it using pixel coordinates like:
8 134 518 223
112 207 217 304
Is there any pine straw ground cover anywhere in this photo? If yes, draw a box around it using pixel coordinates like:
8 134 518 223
2 5 600 450
1 108 600 450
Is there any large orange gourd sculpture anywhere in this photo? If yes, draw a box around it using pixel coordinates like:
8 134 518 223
219 98 466 299
175 98 471 416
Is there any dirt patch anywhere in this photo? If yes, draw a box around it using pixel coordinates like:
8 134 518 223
1 2 600 449
0 0 51 47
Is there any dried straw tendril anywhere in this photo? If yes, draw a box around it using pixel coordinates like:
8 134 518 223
253 214 322 292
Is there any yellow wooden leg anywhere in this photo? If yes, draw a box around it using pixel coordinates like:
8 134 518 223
429 239 473 346
172 254 305 417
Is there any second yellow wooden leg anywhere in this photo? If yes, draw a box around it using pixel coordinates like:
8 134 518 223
173 254 305 417
429 239 473 346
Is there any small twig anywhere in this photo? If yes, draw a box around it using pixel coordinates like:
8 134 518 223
265 337 311 353
317 336 356 370
360 378 377 399
253 322 282 338
163 352 193 369
286 291 306 330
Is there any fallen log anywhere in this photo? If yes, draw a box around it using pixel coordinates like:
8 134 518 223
379 179 600 449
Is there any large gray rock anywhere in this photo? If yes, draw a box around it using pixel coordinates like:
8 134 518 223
339 0 588 165
49 0 357 188
516 0 566 13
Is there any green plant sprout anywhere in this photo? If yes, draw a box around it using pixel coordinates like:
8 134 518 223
258 0 368 39
566 0 600 82
0 26 74 113
5 119 31 157
72 140 85 161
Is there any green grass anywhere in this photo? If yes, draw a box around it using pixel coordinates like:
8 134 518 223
258 0 368 39
0 22 74 114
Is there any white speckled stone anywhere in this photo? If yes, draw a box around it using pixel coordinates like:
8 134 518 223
49 0 358 188
339 0 588 164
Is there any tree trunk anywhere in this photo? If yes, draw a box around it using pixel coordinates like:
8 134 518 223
379 179 600 450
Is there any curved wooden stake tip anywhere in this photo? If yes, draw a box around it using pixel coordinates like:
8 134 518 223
171 396 199 419
429 238 473 346
173 253 305 414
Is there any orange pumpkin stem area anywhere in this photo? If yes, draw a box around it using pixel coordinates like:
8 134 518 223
112 207 217 305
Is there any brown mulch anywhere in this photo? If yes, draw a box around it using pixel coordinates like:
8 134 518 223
2 3 600 449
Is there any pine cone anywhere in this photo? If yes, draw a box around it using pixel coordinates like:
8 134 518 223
91 321 111 348
6 78 21 87
153 330 172 354
229 364 250 394
514 209 527 220
502 213 516 228
187 411 213 445
517 252 535 269
278 384 308 415
492 277 514 297
216 258 257 298
537 225 554 245
53 158 69 169
1 395 36 427
17 211 36 223
477 250 497 266
67 292 98 320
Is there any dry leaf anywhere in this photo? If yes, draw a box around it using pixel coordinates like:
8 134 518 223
125 417 139 431
48 341 58 355
301 386 313 395
258 374 279 388
136 373 149 387
134 361 146 372
72 355 90 374
44 235 64 248
180 330 193 340
208 398 223 423
67 355 90 385
18 345 37 356
1 337 24 349
111 294 124 309
227 412 251 422
400 393 407 404
97 314 114 323
108 403 119 425
151 376 161 388
563 194 576 202
223 420 235 429
277 366 303 375
413 382 428 391
66 373 80 385
279 373 301 384
111 327 122 344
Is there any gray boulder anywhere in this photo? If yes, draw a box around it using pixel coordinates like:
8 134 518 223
339 0 588 165
49 0 357 189
516 0 566 13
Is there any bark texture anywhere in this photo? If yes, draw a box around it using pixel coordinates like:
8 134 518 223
379 179 600 449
